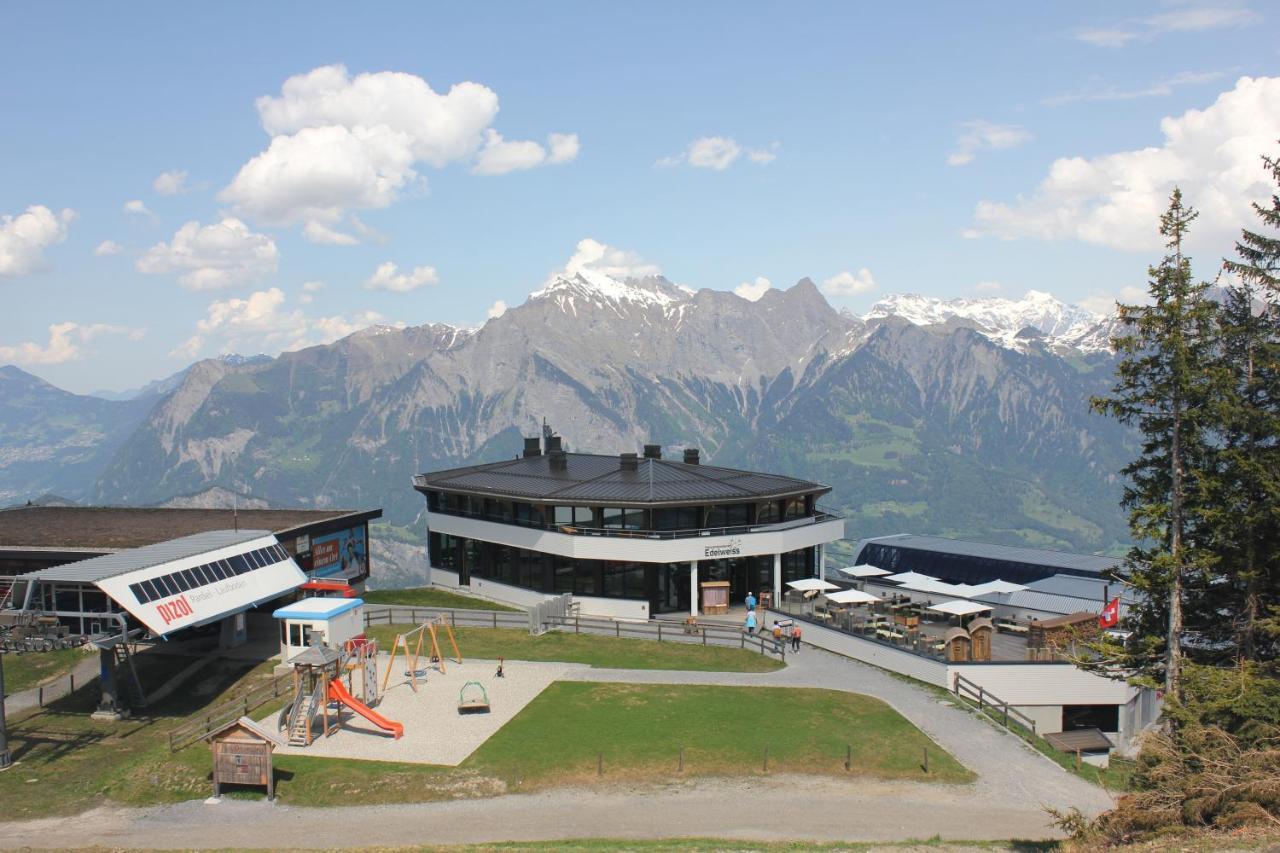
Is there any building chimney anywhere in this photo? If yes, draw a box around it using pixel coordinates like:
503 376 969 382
523 437 542 458
545 434 563 454
643 444 662 460
620 452 639 471
683 448 700 465
549 449 568 471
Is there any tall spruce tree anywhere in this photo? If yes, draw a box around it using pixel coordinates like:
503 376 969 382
1213 146 1280 660
1092 188 1218 700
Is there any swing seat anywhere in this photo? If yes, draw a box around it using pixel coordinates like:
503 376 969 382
458 680 490 714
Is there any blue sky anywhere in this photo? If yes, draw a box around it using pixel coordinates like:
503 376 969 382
3 1 1279 392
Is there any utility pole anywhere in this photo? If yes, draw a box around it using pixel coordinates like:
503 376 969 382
0 653 11 770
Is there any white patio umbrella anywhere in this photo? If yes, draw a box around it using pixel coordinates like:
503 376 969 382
825 588 882 605
838 565 892 578
786 578 840 592
883 571 937 585
926 599 993 617
965 579 1027 596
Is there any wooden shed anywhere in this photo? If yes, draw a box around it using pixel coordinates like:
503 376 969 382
1028 612 1099 651
968 617 994 661
944 627 972 662
203 715 285 799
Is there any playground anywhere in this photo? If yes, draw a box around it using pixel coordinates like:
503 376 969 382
279 652 579 765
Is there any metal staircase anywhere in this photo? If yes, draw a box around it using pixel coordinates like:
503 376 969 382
112 639 148 709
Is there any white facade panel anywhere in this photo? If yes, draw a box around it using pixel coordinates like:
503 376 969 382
949 663 1135 706
1011 704 1064 735
427 512 845 563
96 534 305 636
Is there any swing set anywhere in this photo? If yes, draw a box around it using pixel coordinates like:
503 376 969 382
381 616 462 692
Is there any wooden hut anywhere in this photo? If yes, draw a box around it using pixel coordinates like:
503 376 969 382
968 617 994 661
944 627 972 662
1028 612 1099 652
204 716 285 800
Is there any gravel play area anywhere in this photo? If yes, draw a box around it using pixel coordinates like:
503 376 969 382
276 654 581 766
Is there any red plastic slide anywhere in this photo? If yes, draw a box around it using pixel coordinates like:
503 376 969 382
327 679 404 739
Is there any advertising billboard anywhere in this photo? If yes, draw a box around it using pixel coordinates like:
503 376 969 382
308 525 368 580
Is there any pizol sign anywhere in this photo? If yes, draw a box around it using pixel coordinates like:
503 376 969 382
704 538 743 558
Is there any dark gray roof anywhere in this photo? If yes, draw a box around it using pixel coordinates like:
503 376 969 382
28 529 274 584
972 588 1132 619
856 534 1121 576
1025 574 1138 604
415 453 829 506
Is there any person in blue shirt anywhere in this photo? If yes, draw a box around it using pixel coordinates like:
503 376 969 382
745 591 757 612
745 610 757 635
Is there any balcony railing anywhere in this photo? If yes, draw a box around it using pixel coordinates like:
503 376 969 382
426 505 843 540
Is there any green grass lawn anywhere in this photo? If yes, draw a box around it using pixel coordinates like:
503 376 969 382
1 646 89 694
360 586 521 611
364 624 784 672
235 682 972 807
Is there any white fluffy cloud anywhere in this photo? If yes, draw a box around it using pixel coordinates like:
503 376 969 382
0 321 140 365
362 261 439 292
136 218 279 290
821 268 877 297
557 238 662 282
123 199 150 216
172 287 395 359
734 276 773 301
153 170 188 195
1078 285 1149 316
0 205 75 277
658 137 778 170
1076 4 1260 47
297 280 324 304
487 299 508 319
93 239 122 256
968 76 1280 252
947 120 1031 166
472 130 579 176
219 65 577 242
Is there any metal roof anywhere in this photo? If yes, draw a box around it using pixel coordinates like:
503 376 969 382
27 529 274 584
1024 574 1138 603
415 452 829 506
972 588 1132 619
0 505 381 550
856 534 1121 576
272 597 364 619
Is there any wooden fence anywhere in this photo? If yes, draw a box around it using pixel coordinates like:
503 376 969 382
361 606 529 630
952 672 1038 734
167 673 293 752
550 614 787 660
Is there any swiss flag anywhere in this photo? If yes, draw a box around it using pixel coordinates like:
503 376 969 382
1099 597 1121 629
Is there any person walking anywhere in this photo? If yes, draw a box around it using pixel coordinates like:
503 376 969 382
745 591 757 612
791 623 802 653
745 610 757 635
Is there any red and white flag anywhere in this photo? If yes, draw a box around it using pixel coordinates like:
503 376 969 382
1099 596 1121 629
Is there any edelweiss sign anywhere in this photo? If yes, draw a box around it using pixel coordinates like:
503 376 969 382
704 537 743 558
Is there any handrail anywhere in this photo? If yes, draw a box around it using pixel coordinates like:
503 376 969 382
167 674 292 751
426 507 842 540
952 672 1038 735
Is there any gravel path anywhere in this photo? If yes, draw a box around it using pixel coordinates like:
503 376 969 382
3 654 98 715
0 776 1081 848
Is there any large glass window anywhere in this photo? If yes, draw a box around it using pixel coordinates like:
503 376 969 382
706 503 751 528
652 507 699 531
784 497 807 519
602 507 624 528
756 501 781 524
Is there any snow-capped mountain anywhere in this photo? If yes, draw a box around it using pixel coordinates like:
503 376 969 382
530 270 693 315
864 291 1114 354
